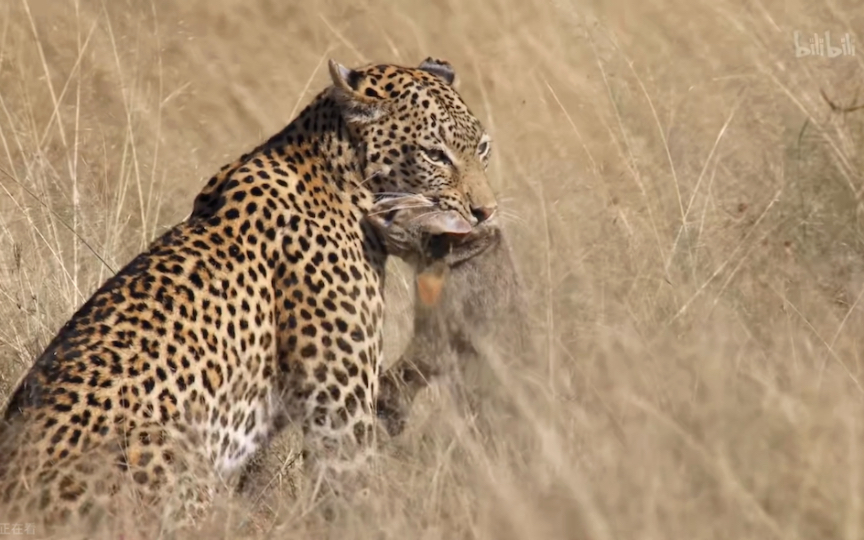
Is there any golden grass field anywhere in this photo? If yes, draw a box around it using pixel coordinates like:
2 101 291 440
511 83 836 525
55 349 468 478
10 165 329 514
2 0 864 537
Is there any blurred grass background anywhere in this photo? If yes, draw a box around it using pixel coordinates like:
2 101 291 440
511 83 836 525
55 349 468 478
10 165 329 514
1 0 864 538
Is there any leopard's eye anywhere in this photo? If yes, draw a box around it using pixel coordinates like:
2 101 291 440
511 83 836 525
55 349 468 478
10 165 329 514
421 147 453 167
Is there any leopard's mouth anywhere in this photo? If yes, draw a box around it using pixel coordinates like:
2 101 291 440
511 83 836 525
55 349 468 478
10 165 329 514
425 233 459 260
424 218 501 262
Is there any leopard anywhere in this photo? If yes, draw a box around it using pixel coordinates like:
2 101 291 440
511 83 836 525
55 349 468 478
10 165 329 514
0 57 498 533
231 194 481 526
234 194 532 529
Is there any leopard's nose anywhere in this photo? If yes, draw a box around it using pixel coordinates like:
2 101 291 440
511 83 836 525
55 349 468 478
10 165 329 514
470 205 497 224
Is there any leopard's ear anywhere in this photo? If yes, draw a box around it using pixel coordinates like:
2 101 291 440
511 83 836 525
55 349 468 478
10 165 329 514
418 57 456 86
328 59 387 124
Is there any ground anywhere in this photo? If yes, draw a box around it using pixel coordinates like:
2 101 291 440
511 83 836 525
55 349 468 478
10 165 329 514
1 0 863 538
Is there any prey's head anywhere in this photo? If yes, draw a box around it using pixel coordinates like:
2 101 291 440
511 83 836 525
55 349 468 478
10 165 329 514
366 194 501 305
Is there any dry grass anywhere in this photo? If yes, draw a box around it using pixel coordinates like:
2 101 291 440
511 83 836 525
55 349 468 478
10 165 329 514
2 0 864 537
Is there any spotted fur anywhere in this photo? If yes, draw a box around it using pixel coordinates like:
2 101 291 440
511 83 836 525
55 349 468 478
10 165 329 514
0 57 497 530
